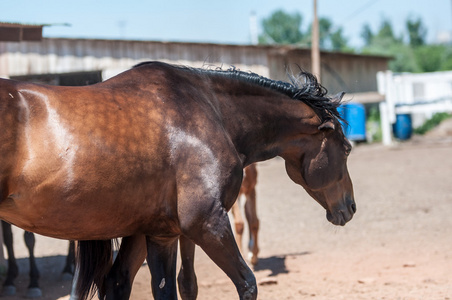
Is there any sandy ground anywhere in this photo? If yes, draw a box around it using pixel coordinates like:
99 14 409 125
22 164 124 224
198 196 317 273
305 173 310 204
1 125 452 300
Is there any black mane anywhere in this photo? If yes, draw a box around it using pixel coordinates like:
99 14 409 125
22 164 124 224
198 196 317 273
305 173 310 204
134 61 344 122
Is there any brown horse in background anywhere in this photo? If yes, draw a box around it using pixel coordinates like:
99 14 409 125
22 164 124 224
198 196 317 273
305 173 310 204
0 61 355 300
231 164 259 266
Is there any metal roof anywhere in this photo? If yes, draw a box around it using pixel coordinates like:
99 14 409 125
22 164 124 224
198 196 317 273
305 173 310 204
0 22 44 41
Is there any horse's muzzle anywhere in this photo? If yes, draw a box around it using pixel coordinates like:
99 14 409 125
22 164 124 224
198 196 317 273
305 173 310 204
326 200 356 226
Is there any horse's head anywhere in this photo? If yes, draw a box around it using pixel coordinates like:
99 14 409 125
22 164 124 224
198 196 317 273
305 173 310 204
282 94 355 226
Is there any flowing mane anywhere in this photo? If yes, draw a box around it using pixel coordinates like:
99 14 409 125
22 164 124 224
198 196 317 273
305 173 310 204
134 61 344 122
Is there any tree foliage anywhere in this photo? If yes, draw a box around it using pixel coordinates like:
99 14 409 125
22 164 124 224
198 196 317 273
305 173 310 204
361 16 452 72
259 10 305 45
407 16 427 47
259 9 452 73
259 9 351 52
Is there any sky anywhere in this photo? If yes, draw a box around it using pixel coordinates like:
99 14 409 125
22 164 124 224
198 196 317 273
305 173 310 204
1 0 451 49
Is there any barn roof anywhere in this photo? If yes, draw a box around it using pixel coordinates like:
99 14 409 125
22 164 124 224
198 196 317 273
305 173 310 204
0 22 44 41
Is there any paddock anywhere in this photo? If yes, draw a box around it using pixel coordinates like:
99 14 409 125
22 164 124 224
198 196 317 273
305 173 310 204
2 128 452 300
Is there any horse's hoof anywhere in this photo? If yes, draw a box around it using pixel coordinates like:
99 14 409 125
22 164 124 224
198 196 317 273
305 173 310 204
2 285 16 296
26 287 42 298
61 272 73 281
247 252 259 266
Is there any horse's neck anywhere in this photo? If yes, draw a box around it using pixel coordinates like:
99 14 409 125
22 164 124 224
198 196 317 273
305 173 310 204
217 89 319 165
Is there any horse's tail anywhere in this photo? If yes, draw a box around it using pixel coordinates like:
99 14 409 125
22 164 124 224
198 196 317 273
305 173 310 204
75 240 114 300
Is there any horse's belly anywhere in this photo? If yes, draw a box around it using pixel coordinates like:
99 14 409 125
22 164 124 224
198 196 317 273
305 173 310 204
1 184 179 240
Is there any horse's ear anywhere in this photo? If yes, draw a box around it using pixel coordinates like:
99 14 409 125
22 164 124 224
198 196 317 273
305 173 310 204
318 120 335 131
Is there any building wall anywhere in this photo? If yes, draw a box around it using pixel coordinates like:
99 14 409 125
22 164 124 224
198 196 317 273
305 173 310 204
272 49 389 94
0 38 389 94
0 38 271 78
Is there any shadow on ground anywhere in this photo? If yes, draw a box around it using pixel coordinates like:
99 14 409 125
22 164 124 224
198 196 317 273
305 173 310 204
253 251 310 276
0 255 73 300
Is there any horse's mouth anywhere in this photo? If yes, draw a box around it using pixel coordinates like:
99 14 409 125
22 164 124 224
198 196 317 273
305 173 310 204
326 203 356 226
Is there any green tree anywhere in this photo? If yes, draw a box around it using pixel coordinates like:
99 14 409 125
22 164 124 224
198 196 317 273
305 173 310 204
361 24 374 46
318 17 333 49
330 28 351 51
388 43 420 72
406 17 427 47
414 45 452 72
259 10 350 51
440 47 452 70
306 17 350 51
259 10 305 44
377 19 400 42
361 18 417 72
363 16 452 72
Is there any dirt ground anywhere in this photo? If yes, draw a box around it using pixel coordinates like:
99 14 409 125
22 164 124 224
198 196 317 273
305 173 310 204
2 124 452 300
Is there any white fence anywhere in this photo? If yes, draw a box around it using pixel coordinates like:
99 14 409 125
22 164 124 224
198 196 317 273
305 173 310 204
377 70 452 145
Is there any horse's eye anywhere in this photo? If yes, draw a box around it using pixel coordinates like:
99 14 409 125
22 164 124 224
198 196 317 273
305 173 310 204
345 148 351 156
344 142 352 156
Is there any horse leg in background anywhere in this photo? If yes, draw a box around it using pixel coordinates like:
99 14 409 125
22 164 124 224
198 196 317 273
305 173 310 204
1 222 42 298
243 163 259 266
145 236 178 300
23 231 42 298
62 241 75 280
177 235 198 300
232 164 259 266
104 235 147 300
2 221 19 296
244 185 259 266
231 199 245 253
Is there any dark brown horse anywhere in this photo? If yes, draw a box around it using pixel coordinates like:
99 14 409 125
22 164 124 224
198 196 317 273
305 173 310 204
0 61 354 300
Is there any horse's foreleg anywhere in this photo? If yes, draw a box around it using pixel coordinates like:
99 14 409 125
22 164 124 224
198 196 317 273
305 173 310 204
244 188 259 266
231 198 244 253
24 231 42 298
181 206 257 300
177 235 198 300
146 236 178 300
1 221 18 296
105 235 147 300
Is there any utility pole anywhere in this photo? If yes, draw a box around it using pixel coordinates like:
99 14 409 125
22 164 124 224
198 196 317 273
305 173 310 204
311 0 321 81
249 11 258 45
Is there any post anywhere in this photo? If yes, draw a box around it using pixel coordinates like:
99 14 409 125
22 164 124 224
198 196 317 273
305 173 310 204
311 0 321 81
249 11 258 45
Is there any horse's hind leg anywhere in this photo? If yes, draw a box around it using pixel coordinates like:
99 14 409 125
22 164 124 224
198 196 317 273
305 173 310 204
244 187 259 266
1 221 19 296
24 231 42 298
177 235 198 300
104 235 147 300
146 236 178 300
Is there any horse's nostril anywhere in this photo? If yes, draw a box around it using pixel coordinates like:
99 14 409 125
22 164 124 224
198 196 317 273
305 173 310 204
351 203 356 213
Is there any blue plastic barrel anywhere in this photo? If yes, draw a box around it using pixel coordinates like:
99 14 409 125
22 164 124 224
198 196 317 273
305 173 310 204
338 103 366 141
393 114 412 140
